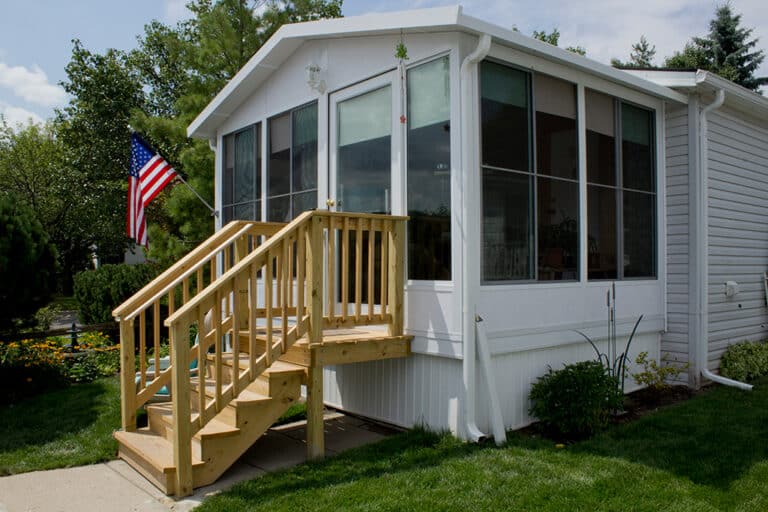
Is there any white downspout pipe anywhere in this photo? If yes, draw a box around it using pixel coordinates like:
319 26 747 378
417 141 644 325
695 87 751 391
460 33 491 442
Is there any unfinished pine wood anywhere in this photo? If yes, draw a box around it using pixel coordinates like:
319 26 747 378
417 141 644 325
341 217 349 321
171 320 193 497
120 319 136 431
306 362 324 460
388 220 405 336
139 311 147 389
309 216 324 345
368 223 374 321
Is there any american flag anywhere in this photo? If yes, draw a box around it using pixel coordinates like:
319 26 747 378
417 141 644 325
127 133 178 246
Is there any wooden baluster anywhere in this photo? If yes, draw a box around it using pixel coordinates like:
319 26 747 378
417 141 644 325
231 278 241 395
326 218 335 321
119 318 136 432
139 310 147 389
249 263 259 373
197 306 206 428
153 301 161 375
197 267 204 295
171 318 193 497
341 217 349 322
265 251 273 362
296 225 306 334
380 221 389 321
355 218 363 322
367 219 374 321
213 291 222 411
281 240 289 351
209 257 215 286
182 278 190 305
388 220 405 336
287 237 294 309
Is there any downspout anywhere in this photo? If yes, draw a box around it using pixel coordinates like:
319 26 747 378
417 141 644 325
460 33 491 442
694 88 751 391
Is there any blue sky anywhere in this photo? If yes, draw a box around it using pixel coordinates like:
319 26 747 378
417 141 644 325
1 0 766 126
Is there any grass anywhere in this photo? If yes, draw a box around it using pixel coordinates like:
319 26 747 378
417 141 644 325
0 377 120 475
275 401 307 426
198 379 768 512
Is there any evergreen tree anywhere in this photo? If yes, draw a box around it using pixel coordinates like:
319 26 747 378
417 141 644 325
612 36 656 68
532 28 586 56
665 4 767 91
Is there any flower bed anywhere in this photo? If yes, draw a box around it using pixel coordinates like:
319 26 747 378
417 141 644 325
0 332 120 404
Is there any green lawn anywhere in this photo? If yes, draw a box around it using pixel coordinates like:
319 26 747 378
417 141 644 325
0 377 120 475
199 379 768 512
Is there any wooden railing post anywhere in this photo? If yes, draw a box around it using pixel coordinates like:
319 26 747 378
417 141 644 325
171 318 193 497
308 214 324 345
306 213 325 460
387 220 405 336
119 318 136 432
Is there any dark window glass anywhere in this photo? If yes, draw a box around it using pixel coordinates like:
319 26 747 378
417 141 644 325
622 103 654 192
482 169 533 281
407 56 451 280
481 61 530 172
222 124 261 223
535 74 578 180
293 104 318 193
268 195 290 223
537 177 579 280
587 185 617 279
292 190 317 217
623 190 656 277
268 114 291 198
586 90 616 186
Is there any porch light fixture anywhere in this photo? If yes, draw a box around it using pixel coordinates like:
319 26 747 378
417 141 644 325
306 63 326 93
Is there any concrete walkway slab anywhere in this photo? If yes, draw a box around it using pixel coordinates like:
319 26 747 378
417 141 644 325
0 412 398 512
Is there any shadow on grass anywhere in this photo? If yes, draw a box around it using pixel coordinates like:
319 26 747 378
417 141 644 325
0 380 109 454
567 378 768 489
211 427 483 507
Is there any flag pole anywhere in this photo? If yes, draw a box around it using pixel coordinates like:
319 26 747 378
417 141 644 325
175 174 218 217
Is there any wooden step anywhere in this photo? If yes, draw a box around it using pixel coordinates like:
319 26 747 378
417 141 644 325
115 429 204 495
280 331 412 366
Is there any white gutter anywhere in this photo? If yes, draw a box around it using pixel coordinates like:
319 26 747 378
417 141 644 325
694 88 752 392
460 33 491 442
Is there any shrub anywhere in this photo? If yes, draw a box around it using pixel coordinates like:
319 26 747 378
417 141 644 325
720 340 768 382
632 351 688 391
529 360 624 439
73 263 158 324
0 194 58 332
0 332 120 403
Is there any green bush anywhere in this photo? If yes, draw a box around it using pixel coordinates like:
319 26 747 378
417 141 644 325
0 193 58 332
720 341 768 382
529 360 624 439
73 263 158 324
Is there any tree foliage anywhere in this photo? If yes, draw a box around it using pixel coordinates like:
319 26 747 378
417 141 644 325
532 28 587 56
665 4 766 91
0 194 58 331
611 36 657 68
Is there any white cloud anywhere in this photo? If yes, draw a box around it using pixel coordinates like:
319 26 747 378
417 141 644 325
164 0 191 24
0 101 44 128
0 62 66 108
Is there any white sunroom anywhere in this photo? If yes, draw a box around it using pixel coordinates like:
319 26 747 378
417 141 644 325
187 5 686 437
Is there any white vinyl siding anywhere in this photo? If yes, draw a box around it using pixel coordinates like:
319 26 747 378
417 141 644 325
662 104 690 380
706 106 768 368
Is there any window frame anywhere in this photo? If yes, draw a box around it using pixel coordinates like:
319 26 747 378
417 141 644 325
586 92 658 282
479 58 581 285
266 100 319 222
221 122 261 224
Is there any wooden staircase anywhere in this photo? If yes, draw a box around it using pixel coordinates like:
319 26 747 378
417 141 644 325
112 211 411 497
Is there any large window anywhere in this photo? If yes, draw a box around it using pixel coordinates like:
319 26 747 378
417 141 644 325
586 90 656 279
407 56 451 280
268 102 318 222
480 61 579 282
222 123 260 223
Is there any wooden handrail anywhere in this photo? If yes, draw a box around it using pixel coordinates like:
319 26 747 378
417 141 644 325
113 221 247 319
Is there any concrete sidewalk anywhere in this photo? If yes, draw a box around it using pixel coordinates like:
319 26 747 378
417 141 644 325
0 412 396 512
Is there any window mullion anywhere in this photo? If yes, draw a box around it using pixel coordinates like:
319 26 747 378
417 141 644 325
615 99 624 280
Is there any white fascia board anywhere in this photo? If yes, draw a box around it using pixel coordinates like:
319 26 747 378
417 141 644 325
188 4 690 139
623 70 697 89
